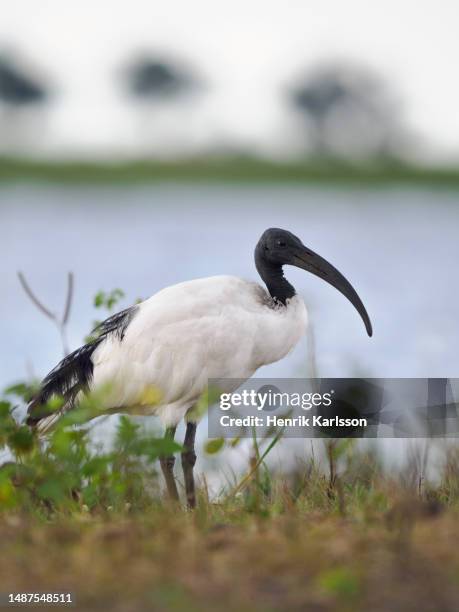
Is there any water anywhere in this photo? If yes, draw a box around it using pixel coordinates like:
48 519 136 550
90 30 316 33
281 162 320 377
2 183 458 387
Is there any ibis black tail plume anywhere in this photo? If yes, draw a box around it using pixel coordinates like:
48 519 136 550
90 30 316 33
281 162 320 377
27 305 138 428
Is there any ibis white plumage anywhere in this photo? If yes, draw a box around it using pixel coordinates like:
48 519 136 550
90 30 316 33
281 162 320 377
27 228 372 507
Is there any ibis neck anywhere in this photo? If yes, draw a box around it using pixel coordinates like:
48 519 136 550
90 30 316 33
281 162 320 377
258 263 296 305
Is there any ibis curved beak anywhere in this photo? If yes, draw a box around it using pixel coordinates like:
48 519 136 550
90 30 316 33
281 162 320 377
292 246 373 337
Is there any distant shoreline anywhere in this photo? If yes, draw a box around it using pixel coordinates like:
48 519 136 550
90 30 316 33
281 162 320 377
1 156 459 187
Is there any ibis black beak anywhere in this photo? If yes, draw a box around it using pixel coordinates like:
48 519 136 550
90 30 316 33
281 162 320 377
292 245 373 337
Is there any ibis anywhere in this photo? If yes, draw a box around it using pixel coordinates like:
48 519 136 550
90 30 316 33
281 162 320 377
27 228 372 508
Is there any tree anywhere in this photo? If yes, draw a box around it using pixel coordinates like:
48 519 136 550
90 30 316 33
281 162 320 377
0 54 49 155
123 56 195 103
0 56 46 107
121 55 201 155
289 62 405 159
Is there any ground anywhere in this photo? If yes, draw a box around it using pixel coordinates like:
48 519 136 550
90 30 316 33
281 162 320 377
2 488 459 611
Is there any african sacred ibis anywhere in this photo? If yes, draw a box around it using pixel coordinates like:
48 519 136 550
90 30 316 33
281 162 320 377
27 228 372 508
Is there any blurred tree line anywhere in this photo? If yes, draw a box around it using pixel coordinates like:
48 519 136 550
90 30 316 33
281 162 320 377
0 54 49 154
289 62 407 159
0 47 409 162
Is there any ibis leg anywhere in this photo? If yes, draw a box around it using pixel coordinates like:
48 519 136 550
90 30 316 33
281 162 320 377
159 426 179 502
181 421 197 509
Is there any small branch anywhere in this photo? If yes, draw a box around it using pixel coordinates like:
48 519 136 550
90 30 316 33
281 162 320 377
62 272 74 325
17 272 55 320
18 271 75 356
59 323 70 357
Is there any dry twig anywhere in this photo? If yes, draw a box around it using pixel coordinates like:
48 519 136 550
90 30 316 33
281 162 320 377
18 272 74 356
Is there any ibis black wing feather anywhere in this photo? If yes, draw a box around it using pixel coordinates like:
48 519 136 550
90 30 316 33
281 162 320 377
92 306 138 341
27 305 138 428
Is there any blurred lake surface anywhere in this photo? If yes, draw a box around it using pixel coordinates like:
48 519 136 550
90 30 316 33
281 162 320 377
1 183 458 389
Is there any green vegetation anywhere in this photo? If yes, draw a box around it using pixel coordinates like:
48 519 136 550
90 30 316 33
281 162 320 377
2 155 459 187
0 385 183 514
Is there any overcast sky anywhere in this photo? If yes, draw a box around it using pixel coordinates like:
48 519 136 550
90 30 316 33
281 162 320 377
1 0 458 160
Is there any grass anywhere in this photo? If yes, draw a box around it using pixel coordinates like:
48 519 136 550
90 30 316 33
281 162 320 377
2 502 458 612
2 155 459 187
2 393 459 611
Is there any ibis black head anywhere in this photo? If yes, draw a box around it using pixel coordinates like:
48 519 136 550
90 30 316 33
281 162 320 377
255 228 372 337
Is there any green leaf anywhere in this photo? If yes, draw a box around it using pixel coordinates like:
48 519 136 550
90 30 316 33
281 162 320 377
106 288 125 310
46 396 65 412
148 438 183 459
82 455 111 477
37 479 66 504
93 291 106 308
7 426 35 453
116 416 140 447
0 476 18 509
93 288 125 311
0 401 12 419
205 438 225 454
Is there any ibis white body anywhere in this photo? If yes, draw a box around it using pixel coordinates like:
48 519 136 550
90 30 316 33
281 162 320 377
88 275 307 427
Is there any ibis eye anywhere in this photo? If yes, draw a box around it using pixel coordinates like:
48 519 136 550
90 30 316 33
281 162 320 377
277 240 287 247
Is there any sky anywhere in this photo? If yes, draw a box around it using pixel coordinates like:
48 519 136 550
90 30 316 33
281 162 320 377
0 0 459 160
